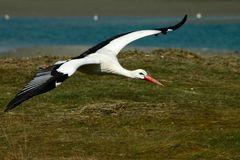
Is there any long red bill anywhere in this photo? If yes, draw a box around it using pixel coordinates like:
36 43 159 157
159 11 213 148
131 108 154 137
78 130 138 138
144 75 164 86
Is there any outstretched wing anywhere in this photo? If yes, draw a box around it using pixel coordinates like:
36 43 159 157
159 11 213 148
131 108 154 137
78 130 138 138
5 63 68 112
73 15 187 59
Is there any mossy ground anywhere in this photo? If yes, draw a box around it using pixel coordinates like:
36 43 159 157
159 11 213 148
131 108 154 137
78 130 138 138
0 49 239 159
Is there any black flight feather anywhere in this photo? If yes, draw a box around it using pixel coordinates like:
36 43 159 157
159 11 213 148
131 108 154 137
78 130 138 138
154 15 187 36
4 64 68 112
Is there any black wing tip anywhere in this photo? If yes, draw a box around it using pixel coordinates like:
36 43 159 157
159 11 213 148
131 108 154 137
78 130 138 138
171 14 188 30
4 105 13 112
156 14 188 34
4 101 17 112
168 14 188 31
4 108 10 112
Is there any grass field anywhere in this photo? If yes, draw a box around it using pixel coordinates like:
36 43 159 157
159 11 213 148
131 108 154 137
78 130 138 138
0 49 240 159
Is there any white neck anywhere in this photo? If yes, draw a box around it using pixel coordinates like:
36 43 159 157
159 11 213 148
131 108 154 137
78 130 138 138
110 67 136 79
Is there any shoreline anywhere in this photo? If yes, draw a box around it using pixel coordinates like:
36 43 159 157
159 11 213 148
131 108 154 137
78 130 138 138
1 15 240 24
0 45 239 58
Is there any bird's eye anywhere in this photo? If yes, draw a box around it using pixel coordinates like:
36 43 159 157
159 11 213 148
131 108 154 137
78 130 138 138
139 73 144 75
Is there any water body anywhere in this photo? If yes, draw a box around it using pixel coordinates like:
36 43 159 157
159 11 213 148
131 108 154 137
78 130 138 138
0 16 239 53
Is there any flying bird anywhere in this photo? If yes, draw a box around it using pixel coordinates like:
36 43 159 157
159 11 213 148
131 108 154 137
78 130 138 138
5 15 187 112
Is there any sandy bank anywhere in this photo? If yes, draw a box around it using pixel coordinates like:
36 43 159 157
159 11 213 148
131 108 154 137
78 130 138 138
0 0 239 17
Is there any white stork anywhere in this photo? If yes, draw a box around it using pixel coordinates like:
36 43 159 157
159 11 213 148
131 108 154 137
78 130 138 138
5 15 187 112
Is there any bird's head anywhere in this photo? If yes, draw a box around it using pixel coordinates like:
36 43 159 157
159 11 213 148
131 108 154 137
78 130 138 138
132 69 164 86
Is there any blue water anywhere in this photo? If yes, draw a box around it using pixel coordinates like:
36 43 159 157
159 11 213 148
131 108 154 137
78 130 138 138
0 16 240 53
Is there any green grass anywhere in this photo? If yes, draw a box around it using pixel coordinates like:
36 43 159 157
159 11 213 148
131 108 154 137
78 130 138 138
0 49 240 159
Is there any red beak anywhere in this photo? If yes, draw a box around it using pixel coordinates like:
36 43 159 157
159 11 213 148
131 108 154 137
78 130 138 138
144 75 164 86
